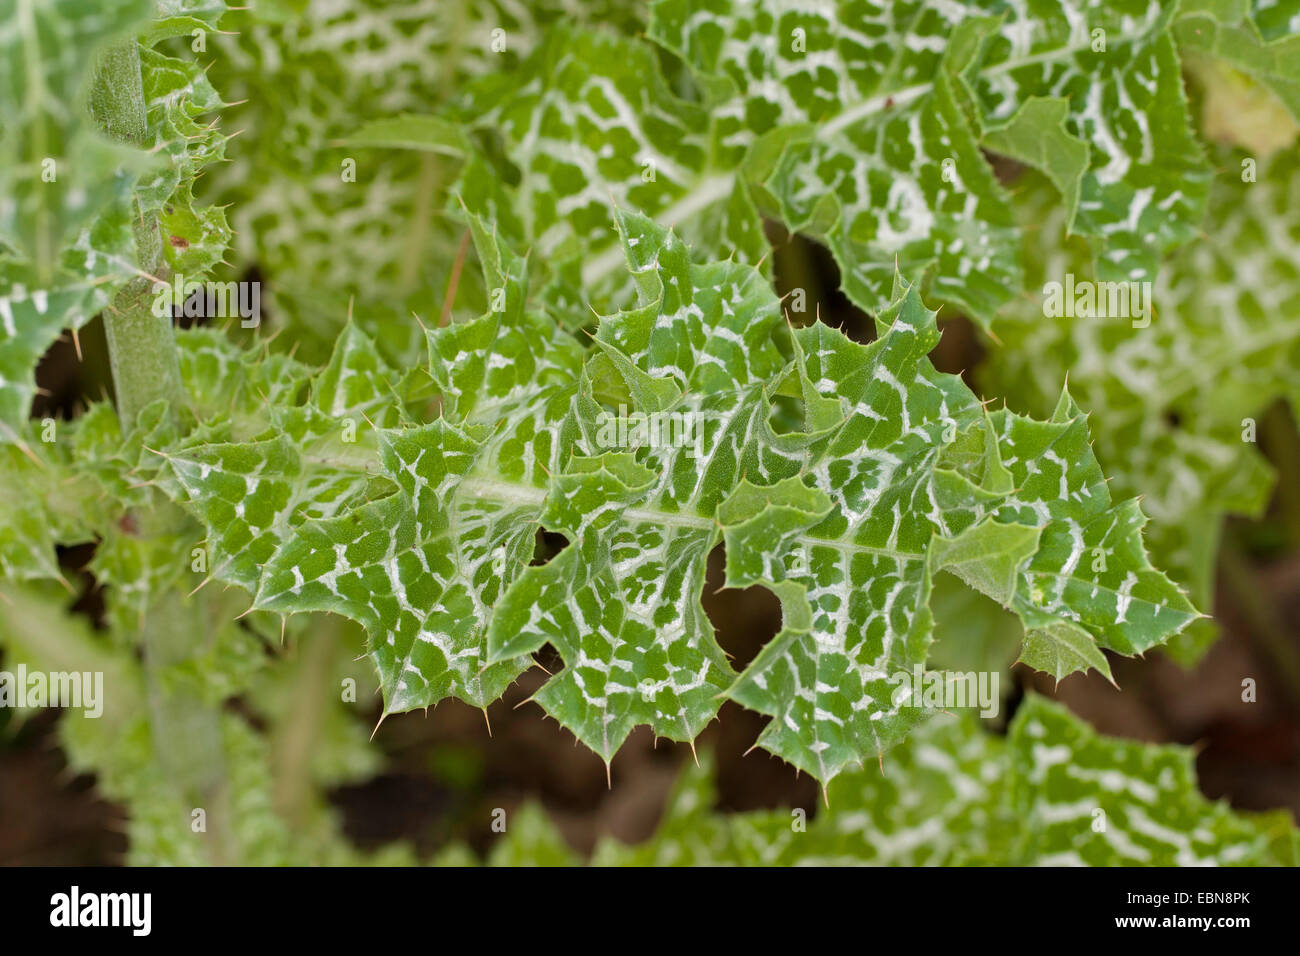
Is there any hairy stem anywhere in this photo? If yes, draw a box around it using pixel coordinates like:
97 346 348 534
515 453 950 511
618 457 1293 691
90 43 232 861
91 42 184 427
271 620 338 827
140 590 237 865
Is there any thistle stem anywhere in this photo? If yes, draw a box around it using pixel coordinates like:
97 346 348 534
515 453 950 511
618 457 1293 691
140 591 238 865
271 620 339 828
89 43 233 863
91 42 184 427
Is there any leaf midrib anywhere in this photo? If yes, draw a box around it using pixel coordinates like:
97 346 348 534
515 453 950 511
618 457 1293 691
457 473 925 562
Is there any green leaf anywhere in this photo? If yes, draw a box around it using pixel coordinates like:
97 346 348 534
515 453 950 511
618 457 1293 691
929 517 1042 608
982 97 1088 229
164 324 396 592
158 183 231 275
7 0 1282 867
713 285 1192 778
143 0 230 43
592 751 801 866
927 572 1022 683
1178 0 1300 149
1006 696 1297 865
0 2 229 438
254 419 536 710
336 114 469 156
455 24 771 322
162 212 1195 780
446 0 1212 325
984 154 1300 663
1018 620 1115 684
204 0 645 363
0 1 161 437
589 696 1298 866
0 262 120 437
136 33 230 214
0 0 151 272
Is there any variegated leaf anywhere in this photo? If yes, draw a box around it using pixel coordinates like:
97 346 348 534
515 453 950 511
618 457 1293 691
984 152 1300 663
589 696 1298 866
161 211 1195 779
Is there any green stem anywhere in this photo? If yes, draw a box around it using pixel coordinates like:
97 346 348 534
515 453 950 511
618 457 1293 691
89 43 148 144
271 620 338 828
91 42 184 427
399 152 442 291
89 44 231 861
140 592 237 865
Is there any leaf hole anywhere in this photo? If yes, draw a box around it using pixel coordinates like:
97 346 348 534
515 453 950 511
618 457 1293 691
530 529 569 566
766 391 805 435
702 543 781 673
